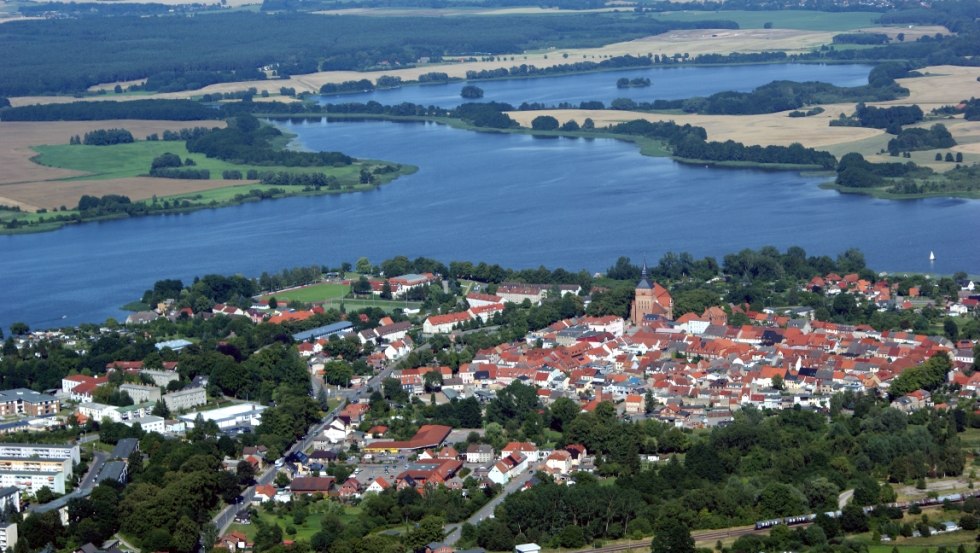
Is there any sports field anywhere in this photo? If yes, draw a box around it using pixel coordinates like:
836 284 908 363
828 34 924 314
262 282 351 303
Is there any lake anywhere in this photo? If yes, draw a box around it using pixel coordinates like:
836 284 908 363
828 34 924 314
316 63 874 108
1 63 977 330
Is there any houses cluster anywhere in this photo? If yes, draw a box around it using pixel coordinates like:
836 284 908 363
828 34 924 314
360 272 441 298
401 290 974 429
805 273 980 318
420 284 583 336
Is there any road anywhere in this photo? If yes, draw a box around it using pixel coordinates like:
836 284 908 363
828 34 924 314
28 450 108 514
211 363 397 536
838 489 854 510
444 471 534 545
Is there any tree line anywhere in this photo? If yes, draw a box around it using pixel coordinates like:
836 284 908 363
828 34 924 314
75 128 134 146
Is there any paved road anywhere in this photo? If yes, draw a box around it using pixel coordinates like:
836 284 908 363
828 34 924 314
838 489 854 510
80 451 110 490
444 471 534 545
28 450 108 514
212 364 397 536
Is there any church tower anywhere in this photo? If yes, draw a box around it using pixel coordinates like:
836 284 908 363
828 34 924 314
630 261 673 325
630 262 655 326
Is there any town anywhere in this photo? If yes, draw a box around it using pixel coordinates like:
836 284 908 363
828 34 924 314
0 250 977 553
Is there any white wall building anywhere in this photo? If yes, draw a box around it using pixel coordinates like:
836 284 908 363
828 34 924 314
179 403 266 430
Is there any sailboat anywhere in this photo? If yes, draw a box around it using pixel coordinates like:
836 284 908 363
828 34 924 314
929 251 936 261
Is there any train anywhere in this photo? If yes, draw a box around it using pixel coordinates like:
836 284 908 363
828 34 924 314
754 491 978 530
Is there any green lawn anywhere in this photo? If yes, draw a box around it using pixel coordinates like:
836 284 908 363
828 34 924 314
866 530 978 553
960 428 980 450
646 9 881 31
320 297 423 312
262 282 351 304
31 140 376 183
229 504 367 542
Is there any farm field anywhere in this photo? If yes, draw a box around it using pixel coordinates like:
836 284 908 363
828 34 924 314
508 64 979 170
31 140 374 183
0 119 411 213
646 9 880 31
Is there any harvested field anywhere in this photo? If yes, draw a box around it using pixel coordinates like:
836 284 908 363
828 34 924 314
313 6 623 16
0 177 242 211
508 63 977 159
506 104 883 149
0 120 226 210
873 65 980 109
29 0 260 6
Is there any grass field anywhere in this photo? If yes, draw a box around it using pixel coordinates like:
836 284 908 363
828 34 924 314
866 529 978 553
320 297 423 312
648 10 881 31
228 504 366 541
31 140 373 183
262 282 351 303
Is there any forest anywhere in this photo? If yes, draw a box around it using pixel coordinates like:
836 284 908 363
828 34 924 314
0 100 221 121
834 153 927 188
186 114 353 167
0 13 720 96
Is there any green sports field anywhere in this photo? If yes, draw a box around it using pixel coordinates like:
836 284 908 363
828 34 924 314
262 282 351 303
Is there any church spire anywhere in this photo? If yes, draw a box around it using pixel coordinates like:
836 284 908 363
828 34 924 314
637 260 651 290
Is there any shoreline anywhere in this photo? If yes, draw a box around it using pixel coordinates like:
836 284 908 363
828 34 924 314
0 163 418 235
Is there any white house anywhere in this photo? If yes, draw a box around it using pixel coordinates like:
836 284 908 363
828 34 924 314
365 477 391 494
322 418 350 444
488 453 525 485
502 442 540 463
423 312 472 335
384 337 414 361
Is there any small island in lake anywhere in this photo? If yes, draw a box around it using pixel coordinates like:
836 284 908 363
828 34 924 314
616 77 651 88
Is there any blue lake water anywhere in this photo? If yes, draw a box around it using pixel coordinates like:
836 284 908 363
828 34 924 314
317 63 874 108
1 63 977 330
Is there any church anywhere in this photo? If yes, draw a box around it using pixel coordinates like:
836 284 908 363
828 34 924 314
630 263 673 325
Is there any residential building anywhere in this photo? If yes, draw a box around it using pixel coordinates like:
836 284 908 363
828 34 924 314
0 470 66 494
163 387 207 412
465 444 494 464
0 522 16 551
123 415 165 433
0 456 73 479
140 369 180 387
423 312 472 335
0 389 60 417
0 443 79 465
119 384 161 404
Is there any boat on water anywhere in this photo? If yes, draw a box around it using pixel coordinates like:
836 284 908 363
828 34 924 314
929 251 936 261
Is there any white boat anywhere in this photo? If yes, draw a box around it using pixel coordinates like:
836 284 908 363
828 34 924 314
929 251 936 261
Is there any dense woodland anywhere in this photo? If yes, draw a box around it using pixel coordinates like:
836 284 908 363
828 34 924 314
186 114 353 167
0 13 716 96
460 401 969 550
